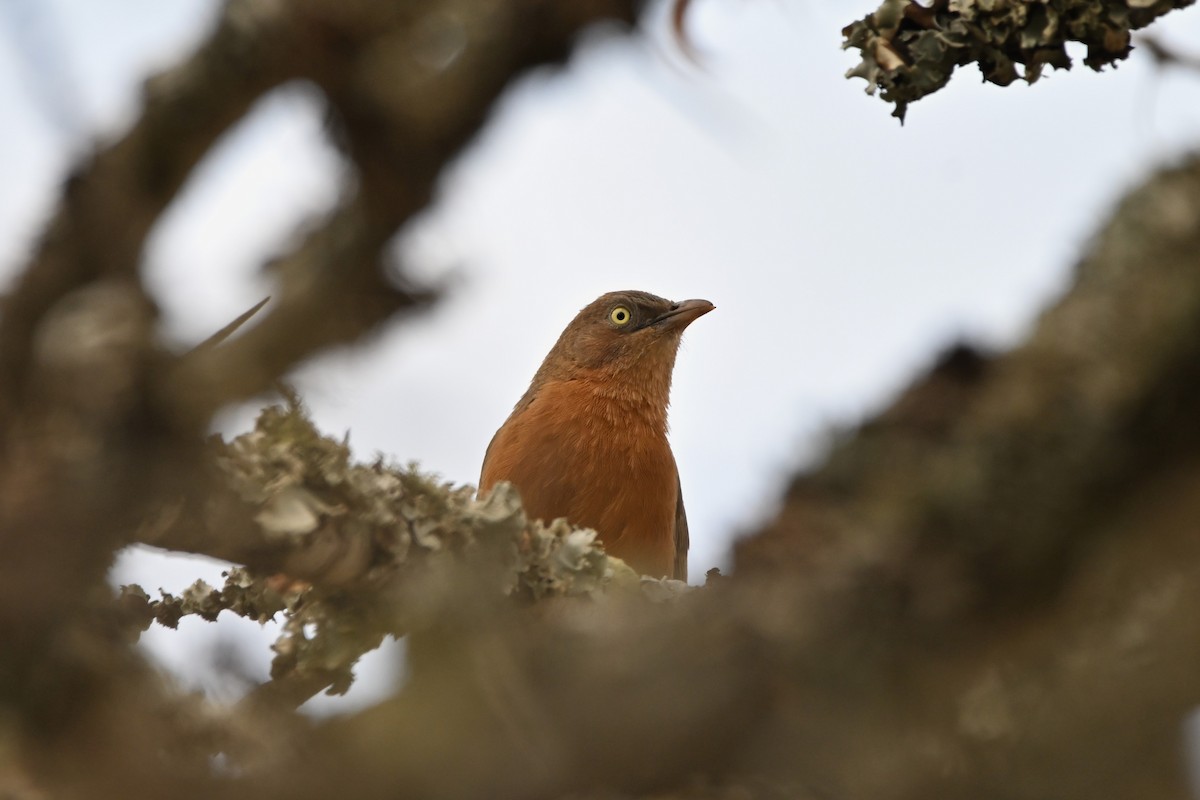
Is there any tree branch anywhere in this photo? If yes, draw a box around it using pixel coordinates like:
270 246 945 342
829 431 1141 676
0 0 643 793
241 152 1200 800
843 0 1196 120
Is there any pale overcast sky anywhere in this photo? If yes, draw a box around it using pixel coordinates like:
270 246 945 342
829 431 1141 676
3 0 1199 711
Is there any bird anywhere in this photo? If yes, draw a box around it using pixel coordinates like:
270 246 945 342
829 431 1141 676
479 290 713 581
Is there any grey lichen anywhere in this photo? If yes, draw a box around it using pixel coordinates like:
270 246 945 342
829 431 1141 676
119 568 289 631
843 0 1195 121
126 398 674 702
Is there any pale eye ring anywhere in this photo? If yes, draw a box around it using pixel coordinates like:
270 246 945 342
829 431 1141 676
609 306 632 326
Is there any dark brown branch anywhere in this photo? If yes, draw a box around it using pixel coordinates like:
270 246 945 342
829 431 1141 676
159 197 433 429
0 0 643 794
0 3 301 420
14 0 1200 796
239 152 1200 800
843 0 1196 121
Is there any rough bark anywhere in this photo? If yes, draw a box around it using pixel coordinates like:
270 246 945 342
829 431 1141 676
228 154 1200 800
2 0 1200 798
842 0 1197 120
0 0 640 795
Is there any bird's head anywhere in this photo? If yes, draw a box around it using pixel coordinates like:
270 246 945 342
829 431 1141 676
534 290 714 388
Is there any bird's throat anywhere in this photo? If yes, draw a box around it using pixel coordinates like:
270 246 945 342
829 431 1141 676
588 346 678 434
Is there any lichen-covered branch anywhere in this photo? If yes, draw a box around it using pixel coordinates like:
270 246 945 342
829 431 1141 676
117 571 287 632
0 0 643 794
6 0 1200 796
130 398 647 708
138 399 627 594
231 151 1200 800
843 0 1196 120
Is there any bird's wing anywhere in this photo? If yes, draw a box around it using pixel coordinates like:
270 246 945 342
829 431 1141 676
480 429 497 484
673 474 689 582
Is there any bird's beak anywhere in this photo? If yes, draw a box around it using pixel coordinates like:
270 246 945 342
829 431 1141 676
650 298 715 330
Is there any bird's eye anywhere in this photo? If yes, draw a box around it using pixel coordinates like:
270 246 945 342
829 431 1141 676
609 306 632 326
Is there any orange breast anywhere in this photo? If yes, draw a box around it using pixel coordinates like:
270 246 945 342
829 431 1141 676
480 379 679 577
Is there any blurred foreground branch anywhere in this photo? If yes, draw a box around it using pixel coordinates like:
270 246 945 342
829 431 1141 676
216 152 1200 800
0 0 640 795
4 0 1200 798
